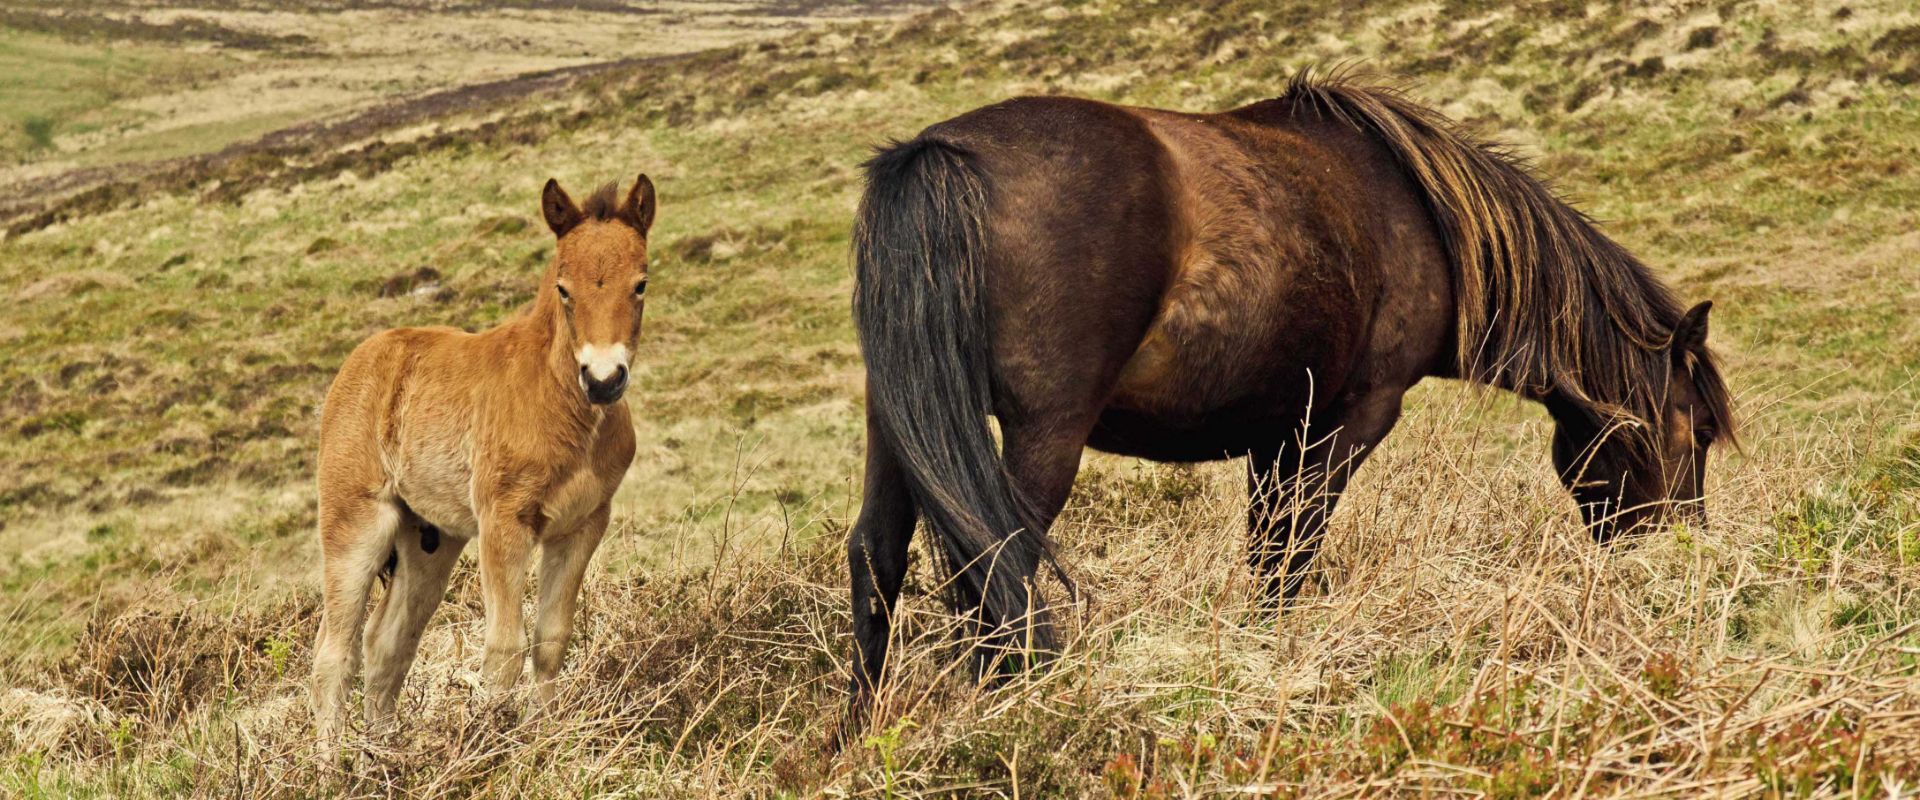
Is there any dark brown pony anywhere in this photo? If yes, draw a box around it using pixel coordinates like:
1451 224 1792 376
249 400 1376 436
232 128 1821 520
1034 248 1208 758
845 73 1735 718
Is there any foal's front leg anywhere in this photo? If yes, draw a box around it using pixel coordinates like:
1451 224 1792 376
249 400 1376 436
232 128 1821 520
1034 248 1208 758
531 502 610 706
478 511 536 692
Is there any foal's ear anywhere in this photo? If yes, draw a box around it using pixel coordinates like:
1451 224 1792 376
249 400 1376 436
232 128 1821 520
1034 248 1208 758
542 178 583 238
620 173 656 237
1672 300 1713 355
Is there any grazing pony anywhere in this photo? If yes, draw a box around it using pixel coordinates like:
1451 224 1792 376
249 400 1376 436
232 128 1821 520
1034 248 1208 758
845 74 1735 719
311 174 655 745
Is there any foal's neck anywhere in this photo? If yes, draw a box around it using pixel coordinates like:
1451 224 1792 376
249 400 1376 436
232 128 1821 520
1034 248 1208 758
503 294 605 429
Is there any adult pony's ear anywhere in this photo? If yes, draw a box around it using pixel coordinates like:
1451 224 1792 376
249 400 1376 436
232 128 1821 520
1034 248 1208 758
1672 300 1712 357
543 178 583 238
620 173 656 237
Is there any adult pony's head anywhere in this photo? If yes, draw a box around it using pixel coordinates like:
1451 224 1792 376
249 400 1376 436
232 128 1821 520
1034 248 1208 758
1548 300 1735 539
540 174 655 405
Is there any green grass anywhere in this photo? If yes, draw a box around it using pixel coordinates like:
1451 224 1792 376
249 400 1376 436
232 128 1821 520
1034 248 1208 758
0 29 227 161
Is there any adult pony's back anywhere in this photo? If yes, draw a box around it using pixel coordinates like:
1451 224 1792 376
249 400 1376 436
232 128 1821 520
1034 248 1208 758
844 73 1734 721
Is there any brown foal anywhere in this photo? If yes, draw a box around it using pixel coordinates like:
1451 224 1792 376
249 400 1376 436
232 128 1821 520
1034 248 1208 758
310 174 654 747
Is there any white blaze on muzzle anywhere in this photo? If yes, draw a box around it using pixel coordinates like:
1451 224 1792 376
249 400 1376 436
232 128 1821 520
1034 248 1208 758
576 343 630 382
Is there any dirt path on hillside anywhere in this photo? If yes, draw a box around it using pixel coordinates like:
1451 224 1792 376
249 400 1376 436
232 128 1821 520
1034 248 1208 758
0 54 661 237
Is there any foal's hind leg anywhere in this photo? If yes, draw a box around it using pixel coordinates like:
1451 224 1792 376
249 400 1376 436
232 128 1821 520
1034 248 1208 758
361 522 466 728
311 497 401 746
1248 389 1404 606
530 503 609 707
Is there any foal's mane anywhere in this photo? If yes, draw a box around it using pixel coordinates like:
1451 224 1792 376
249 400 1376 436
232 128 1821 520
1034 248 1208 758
579 182 624 222
1279 71 1735 446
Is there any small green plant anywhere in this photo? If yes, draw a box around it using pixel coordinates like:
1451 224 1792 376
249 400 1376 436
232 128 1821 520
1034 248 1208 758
21 116 56 150
262 634 293 679
864 717 916 799
1898 526 1920 567
1772 493 1847 573
107 718 135 757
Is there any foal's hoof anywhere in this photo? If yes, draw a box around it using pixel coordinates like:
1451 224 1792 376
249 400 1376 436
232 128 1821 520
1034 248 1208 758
450 668 489 700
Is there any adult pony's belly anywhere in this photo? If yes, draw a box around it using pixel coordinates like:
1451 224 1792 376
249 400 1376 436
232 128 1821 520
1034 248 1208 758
1099 285 1346 462
1106 287 1335 428
1087 407 1284 462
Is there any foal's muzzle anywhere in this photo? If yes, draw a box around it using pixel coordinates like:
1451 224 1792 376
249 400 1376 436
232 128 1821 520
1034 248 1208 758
580 364 629 405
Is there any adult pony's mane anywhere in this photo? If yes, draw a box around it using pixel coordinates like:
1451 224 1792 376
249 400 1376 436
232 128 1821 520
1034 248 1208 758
1278 71 1735 447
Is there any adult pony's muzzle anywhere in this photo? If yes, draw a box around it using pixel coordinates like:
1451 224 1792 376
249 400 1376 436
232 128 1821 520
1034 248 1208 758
580 363 629 405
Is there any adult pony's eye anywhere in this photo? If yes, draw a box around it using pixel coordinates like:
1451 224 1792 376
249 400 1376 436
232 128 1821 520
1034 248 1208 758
634 279 648 297
556 284 572 303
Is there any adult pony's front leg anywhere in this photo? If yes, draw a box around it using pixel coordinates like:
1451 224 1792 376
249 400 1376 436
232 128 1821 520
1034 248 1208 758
478 512 536 692
845 418 918 732
531 503 609 706
1248 390 1404 606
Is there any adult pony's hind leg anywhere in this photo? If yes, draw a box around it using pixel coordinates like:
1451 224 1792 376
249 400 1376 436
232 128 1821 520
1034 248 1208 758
1248 389 1404 607
361 521 466 728
311 496 401 747
846 416 918 730
967 416 1092 678
530 503 610 706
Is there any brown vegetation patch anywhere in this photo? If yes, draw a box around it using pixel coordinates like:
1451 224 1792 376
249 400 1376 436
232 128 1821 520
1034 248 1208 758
0 7 312 51
69 596 317 726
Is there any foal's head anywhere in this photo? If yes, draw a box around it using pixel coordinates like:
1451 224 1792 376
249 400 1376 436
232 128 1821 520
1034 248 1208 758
540 174 655 405
1553 301 1736 540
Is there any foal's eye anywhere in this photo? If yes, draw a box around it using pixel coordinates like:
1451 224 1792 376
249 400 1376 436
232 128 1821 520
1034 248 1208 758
633 279 648 297
556 284 572 303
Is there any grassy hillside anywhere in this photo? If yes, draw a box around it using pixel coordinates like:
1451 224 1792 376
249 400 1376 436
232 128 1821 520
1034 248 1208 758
3 0 1919 795
0 0 918 173
0 0 929 238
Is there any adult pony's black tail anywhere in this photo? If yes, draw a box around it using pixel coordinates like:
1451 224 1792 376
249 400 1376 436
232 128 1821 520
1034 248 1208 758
852 136 1065 660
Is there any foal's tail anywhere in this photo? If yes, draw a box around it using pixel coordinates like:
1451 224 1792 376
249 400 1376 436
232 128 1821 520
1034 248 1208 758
852 136 1062 654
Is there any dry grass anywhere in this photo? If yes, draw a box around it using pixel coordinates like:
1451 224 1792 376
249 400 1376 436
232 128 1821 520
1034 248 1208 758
5 383 1917 796
3 0 1920 795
